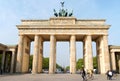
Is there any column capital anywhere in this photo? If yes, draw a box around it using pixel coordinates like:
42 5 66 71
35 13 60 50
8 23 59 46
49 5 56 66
50 34 55 36
39 36 43 41
34 34 39 36
83 35 92 42
71 34 76 36
50 34 56 37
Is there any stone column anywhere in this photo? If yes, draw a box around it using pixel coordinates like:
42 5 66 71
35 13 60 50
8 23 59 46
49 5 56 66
54 38 56 73
102 35 110 73
49 35 56 74
38 37 43 73
1 51 6 72
21 36 31 73
83 35 93 70
111 52 116 71
118 55 120 73
32 35 39 74
98 35 110 74
70 35 76 74
16 35 24 72
96 40 101 73
10 51 15 73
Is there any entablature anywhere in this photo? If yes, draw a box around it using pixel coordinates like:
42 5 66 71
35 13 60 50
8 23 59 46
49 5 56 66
17 24 110 29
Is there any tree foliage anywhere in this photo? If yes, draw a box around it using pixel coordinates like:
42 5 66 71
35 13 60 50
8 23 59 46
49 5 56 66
42 57 49 69
29 55 62 70
93 57 97 69
76 56 98 70
66 66 70 71
76 58 84 70
29 55 33 69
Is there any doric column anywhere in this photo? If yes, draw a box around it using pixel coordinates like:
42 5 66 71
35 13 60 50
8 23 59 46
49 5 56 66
38 37 43 73
96 40 101 73
53 37 56 73
102 35 110 73
70 35 76 74
98 35 110 74
49 35 56 74
118 55 120 73
5 54 9 72
32 35 39 74
111 52 116 71
21 36 31 73
16 35 24 72
83 35 93 70
10 51 15 73
1 51 6 72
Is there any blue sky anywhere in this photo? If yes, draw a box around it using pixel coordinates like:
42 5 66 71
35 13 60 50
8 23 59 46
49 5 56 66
0 0 120 67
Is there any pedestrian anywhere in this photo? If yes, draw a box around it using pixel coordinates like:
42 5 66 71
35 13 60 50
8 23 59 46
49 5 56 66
106 70 113 80
106 70 110 80
89 69 94 80
81 68 87 81
108 70 113 80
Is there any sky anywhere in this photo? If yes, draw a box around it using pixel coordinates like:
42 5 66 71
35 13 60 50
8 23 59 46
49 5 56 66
0 0 120 67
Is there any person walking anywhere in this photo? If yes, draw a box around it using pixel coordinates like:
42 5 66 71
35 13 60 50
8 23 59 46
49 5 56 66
81 68 87 81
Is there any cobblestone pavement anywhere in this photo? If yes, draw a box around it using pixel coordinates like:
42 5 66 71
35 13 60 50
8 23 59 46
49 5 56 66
0 73 120 81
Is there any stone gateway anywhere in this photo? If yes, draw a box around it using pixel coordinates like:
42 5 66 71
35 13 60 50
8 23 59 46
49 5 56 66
16 17 110 74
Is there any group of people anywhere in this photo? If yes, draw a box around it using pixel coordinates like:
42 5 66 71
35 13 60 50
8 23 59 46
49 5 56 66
81 68 115 81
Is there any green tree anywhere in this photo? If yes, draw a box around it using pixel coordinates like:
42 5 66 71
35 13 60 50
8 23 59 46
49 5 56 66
29 55 68 71
29 55 33 69
76 58 84 70
42 57 49 69
66 66 70 71
29 56 50 69
76 56 98 70
93 57 97 69
56 64 64 71
42 57 63 70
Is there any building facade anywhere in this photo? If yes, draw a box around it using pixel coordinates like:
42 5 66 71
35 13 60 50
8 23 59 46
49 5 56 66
0 17 120 74
0 43 17 73
109 45 120 73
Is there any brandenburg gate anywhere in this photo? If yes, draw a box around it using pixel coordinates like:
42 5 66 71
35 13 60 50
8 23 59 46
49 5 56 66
16 2 111 74
16 16 111 74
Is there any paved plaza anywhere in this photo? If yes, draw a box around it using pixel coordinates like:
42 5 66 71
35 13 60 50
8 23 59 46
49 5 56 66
0 74 120 81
